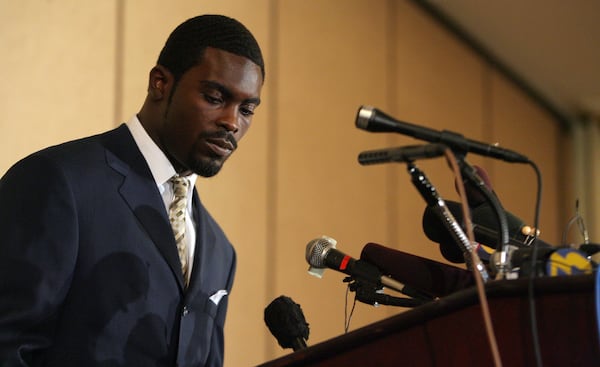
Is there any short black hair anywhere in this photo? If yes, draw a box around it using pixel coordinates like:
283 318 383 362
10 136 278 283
157 14 265 82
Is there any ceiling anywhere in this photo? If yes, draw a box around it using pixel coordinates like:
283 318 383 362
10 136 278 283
419 0 600 123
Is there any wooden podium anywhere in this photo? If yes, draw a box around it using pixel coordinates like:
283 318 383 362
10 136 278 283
257 274 599 367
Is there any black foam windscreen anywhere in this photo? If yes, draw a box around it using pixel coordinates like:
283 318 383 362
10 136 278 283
264 295 309 351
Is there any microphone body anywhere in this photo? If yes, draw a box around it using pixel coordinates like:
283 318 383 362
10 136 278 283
510 247 593 277
358 144 447 165
355 106 529 163
360 243 475 298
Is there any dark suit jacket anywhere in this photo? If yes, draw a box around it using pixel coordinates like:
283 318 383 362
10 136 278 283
0 124 236 367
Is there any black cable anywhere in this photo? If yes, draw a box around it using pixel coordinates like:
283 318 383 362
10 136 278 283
344 283 357 333
526 161 543 367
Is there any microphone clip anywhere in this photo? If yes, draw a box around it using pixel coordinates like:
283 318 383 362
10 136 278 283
345 278 426 308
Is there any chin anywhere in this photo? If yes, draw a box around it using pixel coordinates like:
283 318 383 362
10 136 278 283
193 158 224 178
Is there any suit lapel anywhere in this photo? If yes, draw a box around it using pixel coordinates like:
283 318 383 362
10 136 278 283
103 125 186 291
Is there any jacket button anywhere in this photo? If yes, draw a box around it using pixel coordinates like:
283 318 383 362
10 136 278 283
182 306 189 316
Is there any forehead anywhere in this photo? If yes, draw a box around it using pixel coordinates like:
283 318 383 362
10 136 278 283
182 47 263 98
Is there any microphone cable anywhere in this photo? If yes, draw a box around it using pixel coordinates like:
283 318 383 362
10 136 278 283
595 260 600 342
525 160 544 367
344 284 358 333
443 149 503 367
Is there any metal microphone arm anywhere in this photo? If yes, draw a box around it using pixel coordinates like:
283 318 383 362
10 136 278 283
408 163 490 283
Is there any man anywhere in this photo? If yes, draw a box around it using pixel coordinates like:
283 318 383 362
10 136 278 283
0 14 264 367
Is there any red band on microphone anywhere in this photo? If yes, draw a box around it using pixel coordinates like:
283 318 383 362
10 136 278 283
339 255 351 270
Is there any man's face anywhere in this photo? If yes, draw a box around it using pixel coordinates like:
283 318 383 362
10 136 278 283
159 47 263 177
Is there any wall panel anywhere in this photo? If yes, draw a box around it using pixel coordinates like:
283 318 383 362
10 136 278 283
390 0 486 263
0 0 117 174
271 0 394 359
488 71 563 244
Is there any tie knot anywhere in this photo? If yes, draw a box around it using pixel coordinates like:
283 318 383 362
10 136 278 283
170 176 189 197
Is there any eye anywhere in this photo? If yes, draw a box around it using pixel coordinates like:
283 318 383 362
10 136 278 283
202 93 223 105
240 104 256 117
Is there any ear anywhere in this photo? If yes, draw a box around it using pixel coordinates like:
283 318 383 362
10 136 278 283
147 65 172 100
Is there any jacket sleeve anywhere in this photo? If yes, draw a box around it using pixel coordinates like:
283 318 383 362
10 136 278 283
0 153 78 366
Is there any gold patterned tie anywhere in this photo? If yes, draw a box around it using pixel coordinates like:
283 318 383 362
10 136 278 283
168 175 190 286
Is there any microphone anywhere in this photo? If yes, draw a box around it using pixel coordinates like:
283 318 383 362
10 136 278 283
422 200 550 263
358 144 447 165
264 295 309 352
305 236 407 294
360 243 475 298
355 105 529 163
510 247 593 277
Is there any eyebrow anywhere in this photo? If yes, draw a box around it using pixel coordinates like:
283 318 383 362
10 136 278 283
200 80 261 106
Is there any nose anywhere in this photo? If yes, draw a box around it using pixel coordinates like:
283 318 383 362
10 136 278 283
217 106 240 133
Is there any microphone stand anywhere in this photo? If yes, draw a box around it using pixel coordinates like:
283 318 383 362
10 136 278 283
407 162 490 283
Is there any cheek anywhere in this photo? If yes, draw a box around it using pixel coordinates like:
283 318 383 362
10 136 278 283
163 119 198 158
166 105 208 139
168 91 210 127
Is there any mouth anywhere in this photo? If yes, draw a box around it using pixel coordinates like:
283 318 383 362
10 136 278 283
205 136 236 157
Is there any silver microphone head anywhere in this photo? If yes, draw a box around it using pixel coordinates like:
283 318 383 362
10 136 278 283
355 105 375 130
305 236 335 268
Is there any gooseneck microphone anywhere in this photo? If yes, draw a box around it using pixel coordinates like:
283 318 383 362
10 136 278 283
408 164 490 282
355 106 529 163
264 295 309 352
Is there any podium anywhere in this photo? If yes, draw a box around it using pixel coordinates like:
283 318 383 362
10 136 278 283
257 274 599 367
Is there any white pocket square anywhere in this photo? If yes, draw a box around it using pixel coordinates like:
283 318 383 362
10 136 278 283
209 289 228 306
